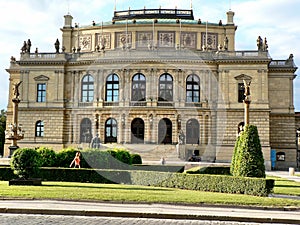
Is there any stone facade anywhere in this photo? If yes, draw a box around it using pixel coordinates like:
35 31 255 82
4 8 298 169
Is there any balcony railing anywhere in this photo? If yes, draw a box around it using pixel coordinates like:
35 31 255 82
103 102 119 107
78 102 93 107
130 101 147 106
19 50 271 63
157 102 174 107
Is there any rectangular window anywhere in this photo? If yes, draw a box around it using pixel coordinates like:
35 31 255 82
238 83 245 103
37 83 46 102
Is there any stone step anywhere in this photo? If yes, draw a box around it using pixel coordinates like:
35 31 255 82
0 158 10 166
103 143 184 162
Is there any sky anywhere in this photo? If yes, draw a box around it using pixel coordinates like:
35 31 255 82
0 0 299 111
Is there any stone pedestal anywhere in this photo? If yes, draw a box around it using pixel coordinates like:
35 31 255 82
8 146 19 158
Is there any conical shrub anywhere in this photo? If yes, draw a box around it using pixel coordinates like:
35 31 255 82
231 125 265 178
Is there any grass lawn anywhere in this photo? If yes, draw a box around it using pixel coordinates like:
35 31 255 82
269 176 300 196
0 180 299 208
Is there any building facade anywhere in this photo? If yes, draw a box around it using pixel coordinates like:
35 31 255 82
5 8 298 169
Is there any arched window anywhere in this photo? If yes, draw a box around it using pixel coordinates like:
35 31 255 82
80 118 92 143
186 74 200 102
159 73 173 101
186 119 199 144
132 73 146 101
81 74 94 102
105 118 118 143
35 120 44 137
106 74 119 102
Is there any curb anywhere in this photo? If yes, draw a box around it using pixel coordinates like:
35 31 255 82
0 207 300 224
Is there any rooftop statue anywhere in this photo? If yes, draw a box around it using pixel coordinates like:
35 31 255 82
257 36 263 51
54 39 60 53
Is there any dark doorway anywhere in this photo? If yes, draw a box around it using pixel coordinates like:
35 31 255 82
105 118 117 143
158 118 172 144
186 119 199 144
131 118 145 144
80 118 92 143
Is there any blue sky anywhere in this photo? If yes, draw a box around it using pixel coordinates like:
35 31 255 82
0 0 299 111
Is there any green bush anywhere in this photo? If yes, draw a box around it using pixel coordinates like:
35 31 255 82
131 154 142 164
36 147 57 167
33 147 142 169
231 125 265 178
81 149 112 169
107 148 132 165
10 148 42 179
55 147 79 167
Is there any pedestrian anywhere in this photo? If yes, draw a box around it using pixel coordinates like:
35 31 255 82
70 151 81 168
160 157 166 165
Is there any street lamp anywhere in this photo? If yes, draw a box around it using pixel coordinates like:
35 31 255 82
296 129 300 170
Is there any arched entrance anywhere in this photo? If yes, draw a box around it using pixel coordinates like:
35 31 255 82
131 118 145 144
186 119 199 144
80 118 92 143
158 118 172 144
105 118 117 143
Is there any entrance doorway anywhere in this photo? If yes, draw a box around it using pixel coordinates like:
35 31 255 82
131 118 145 144
158 118 172 144
105 118 117 143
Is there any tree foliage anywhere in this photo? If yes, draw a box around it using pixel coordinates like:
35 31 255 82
36 147 57 167
10 148 42 179
230 125 265 178
0 109 6 156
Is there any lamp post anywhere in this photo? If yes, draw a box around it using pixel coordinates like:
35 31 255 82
5 81 25 157
243 80 251 125
297 129 300 170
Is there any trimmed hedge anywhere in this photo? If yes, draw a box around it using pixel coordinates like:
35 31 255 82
0 167 274 196
0 167 17 180
185 166 231 175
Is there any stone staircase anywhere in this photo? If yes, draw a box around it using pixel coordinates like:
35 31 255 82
103 144 183 162
0 158 10 166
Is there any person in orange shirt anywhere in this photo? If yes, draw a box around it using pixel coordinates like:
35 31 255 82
70 152 81 168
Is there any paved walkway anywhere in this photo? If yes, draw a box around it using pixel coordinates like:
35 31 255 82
266 170 300 182
0 200 299 224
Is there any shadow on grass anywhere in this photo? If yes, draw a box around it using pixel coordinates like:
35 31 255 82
42 183 173 192
275 184 300 188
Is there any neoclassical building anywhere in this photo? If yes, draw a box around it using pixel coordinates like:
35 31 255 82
5 8 298 169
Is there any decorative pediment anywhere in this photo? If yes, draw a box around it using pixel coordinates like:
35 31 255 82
34 75 49 81
234 74 252 81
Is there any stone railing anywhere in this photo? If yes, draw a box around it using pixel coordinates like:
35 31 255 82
269 59 296 67
19 50 271 63
20 52 67 61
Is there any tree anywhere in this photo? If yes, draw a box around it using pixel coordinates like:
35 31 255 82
0 109 6 156
230 125 265 178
